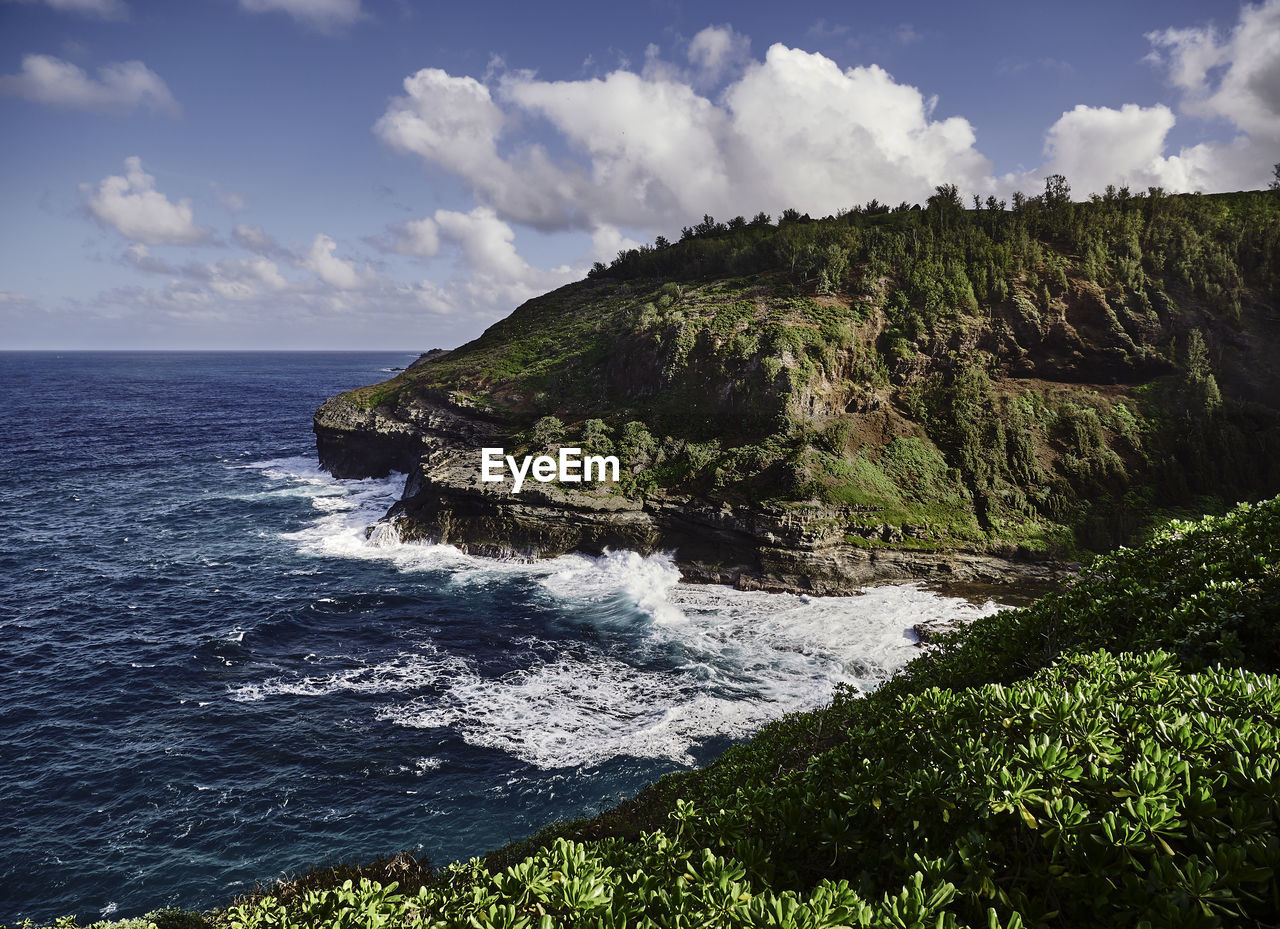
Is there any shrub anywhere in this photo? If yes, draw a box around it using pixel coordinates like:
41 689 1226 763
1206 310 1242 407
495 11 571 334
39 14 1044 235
529 415 565 449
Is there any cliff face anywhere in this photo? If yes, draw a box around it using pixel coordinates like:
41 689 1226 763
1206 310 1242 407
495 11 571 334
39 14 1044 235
315 190 1280 593
316 388 1063 593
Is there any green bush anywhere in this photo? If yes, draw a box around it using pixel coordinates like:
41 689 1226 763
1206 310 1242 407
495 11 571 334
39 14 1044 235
529 415 565 449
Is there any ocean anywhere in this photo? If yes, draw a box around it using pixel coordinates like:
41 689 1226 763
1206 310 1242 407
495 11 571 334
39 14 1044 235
0 352 1004 924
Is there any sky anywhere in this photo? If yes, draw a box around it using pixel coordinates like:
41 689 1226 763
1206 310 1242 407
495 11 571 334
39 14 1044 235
0 0 1276 350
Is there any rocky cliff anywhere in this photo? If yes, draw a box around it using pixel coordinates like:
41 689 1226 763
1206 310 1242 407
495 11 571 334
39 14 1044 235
315 387 1066 593
316 189 1280 593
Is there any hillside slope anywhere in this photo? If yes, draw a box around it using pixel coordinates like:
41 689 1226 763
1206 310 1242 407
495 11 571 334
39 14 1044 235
316 186 1280 591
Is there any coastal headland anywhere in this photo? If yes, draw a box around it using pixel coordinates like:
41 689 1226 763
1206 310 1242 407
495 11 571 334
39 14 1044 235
316 190 1280 593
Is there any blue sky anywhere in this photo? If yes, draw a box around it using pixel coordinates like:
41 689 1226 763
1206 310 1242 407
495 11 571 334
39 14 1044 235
1 0 1274 350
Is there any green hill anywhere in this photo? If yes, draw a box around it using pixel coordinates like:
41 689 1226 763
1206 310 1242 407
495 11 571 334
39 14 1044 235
321 185 1280 572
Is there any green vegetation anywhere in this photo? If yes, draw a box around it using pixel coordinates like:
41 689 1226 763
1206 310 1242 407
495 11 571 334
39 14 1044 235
22 496 1280 928
347 184 1280 555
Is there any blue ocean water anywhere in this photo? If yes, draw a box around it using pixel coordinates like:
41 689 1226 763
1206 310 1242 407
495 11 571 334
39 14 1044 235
0 352 1003 924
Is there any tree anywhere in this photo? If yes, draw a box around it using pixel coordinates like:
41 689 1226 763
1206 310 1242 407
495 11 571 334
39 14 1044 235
530 415 566 449
693 214 723 236
928 183 963 211
1183 330 1221 416
927 183 964 232
1271 161 1280 191
1044 174 1071 207
580 419 615 456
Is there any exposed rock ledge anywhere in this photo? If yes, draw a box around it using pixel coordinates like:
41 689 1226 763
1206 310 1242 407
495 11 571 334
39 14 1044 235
316 392 1075 596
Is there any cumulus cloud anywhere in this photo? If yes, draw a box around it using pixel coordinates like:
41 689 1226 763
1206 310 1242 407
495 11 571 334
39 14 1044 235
1012 101 1264 199
1022 0 1280 198
503 69 735 225
299 234 372 290
376 42 995 235
725 47 991 209
686 24 751 84
0 54 179 115
387 206 579 320
238 0 363 32
121 243 290 300
2 0 127 20
1039 104 1188 194
372 68 575 226
202 256 289 299
84 157 210 244
376 6 1280 241
389 216 442 257
1149 0 1280 143
432 206 539 282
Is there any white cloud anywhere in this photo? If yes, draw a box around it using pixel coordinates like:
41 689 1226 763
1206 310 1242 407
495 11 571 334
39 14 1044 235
503 69 734 225
589 225 646 263
300 234 371 290
232 223 289 257
377 41 995 235
84 156 210 244
0 54 179 115
238 0 363 32
725 46 992 209
377 8 1280 243
1147 0 1280 143
204 256 289 298
1 0 127 20
390 216 441 257
1011 99 1269 198
432 206 534 282
1040 104 1185 194
387 207 580 322
686 24 751 84
121 243 290 299
1066 0 1279 196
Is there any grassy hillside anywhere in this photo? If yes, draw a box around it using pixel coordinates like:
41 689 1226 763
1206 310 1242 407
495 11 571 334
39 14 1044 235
348 186 1280 556
23 496 1279 929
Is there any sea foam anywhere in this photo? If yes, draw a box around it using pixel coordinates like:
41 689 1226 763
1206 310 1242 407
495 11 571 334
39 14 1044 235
244 458 1003 769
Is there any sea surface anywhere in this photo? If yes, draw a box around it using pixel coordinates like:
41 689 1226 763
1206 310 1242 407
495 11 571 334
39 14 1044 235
0 352 1006 924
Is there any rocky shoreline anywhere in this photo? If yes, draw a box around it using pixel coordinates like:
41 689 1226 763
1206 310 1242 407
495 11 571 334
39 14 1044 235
315 390 1076 598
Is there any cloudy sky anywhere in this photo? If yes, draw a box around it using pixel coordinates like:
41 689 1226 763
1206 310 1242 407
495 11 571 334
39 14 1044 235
1 0 1275 350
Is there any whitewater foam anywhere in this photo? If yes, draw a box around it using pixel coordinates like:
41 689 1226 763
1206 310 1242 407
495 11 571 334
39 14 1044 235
229 648 466 702
247 457 1006 769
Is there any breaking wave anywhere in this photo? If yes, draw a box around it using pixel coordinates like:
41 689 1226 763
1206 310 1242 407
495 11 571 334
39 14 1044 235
245 459 1002 768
